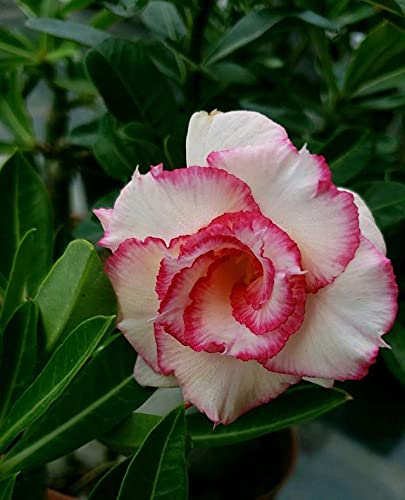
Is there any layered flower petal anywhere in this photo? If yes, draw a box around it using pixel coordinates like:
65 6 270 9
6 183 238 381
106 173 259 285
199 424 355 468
96 164 259 251
264 237 398 380
105 237 169 370
156 328 299 424
186 110 287 166
134 356 177 388
207 144 360 291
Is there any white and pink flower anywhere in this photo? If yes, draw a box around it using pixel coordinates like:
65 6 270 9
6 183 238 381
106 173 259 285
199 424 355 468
95 110 398 425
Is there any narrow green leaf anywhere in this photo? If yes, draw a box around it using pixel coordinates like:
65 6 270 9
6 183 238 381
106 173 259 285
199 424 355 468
362 181 405 228
362 0 404 16
0 153 53 293
0 474 17 500
101 0 149 17
383 322 405 386
344 22 405 96
85 38 177 131
0 230 36 335
35 239 116 352
0 316 115 452
26 18 110 47
0 336 153 475
16 0 59 16
117 406 188 500
88 458 131 500
0 302 38 422
141 1 186 41
188 385 350 447
353 66 405 97
59 0 96 16
0 28 33 59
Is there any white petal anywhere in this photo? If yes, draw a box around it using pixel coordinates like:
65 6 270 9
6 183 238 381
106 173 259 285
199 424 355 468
134 356 178 388
186 110 287 166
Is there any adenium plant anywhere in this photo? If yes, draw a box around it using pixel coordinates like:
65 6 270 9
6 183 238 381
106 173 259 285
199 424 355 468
95 110 398 425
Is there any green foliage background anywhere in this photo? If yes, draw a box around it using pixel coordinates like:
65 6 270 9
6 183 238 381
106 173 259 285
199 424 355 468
0 0 404 498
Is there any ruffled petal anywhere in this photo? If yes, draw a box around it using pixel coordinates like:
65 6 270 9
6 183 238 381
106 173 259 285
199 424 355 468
105 237 168 370
264 237 398 380
134 356 178 388
208 144 360 291
96 164 258 251
156 328 299 425
186 110 287 166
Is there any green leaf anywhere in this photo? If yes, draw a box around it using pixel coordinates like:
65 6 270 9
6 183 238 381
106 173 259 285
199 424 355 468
88 458 131 500
16 0 59 16
353 66 405 97
0 302 38 422
188 385 350 447
141 1 186 41
0 72 34 146
117 406 188 500
383 322 405 386
26 18 110 47
0 230 37 336
35 240 116 353
85 38 177 131
0 336 153 475
0 28 34 60
101 0 149 17
0 474 17 500
205 10 285 65
319 129 372 185
0 153 53 292
0 316 115 452
93 114 162 182
59 0 96 16
362 0 404 16
361 181 405 228
344 22 405 96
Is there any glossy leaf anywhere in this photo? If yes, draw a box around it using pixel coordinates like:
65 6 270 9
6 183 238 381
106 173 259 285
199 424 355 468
0 230 37 336
26 18 110 47
0 336 153 475
0 153 52 292
383 322 405 386
0 474 17 500
85 38 177 131
0 302 38 422
35 239 116 352
117 406 188 500
362 181 405 228
0 316 115 452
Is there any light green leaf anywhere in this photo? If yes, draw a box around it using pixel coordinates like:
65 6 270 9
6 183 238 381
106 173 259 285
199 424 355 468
362 181 405 228
26 18 110 47
0 336 153 475
141 1 186 41
35 239 116 353
0 474 17 500
0 153 53 293
0 28 34 60
59 0 96 16
117 406 187 500
101 0 149 17
0 302 38 422
0 316 115 452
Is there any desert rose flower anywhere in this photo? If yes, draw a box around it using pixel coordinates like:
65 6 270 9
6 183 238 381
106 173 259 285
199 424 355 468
95 110 398 425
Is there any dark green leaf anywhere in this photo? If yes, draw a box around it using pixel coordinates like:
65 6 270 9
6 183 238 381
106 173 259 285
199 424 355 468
141 1 186 41
85 39 177 132
353 66 405 97
0 153 53 293
93 114 162 182
26 18 110 47
204 62 257 85
344 22 405 96
0 302 38 422
188 385 350 447
35 240 116 352
383 322 405 386
362 181 405 228
0 28 34 60
362 0 404 16
59 0 96 16
0 474 17 500
0 230 37 335
101 0 149 17
88 458 131 500
16 0 59 16
117 406 187 500
0 316 115 452
0 336 153 475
